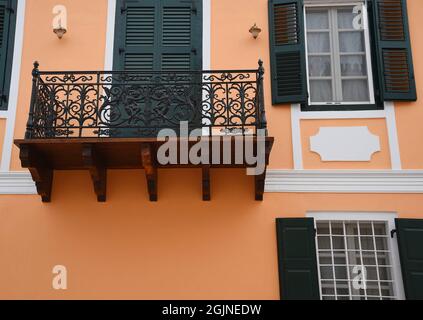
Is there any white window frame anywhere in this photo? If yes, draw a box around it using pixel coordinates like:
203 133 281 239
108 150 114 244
304 1 375 106
307 211 405 300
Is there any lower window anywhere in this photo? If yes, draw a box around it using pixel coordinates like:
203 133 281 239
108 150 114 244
315 219 400 300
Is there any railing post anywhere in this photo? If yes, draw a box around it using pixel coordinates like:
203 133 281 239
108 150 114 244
257 59 268 135
25 61 40 139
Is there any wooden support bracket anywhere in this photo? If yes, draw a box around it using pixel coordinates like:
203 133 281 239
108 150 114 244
254 139 273 201
202 165 211 201
82 144 107 202
19 144 53 202
255 170 266 201
141 143 158 202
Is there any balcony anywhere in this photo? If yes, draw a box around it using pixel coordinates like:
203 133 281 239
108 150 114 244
14 61 274 202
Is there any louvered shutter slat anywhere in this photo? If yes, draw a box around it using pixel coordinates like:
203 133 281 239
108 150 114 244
269 0 307 105
161 5 193 71
372 0 417 101
123 3 155 71
0 0 15 110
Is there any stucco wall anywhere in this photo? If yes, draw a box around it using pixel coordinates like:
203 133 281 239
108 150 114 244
0 0 423 299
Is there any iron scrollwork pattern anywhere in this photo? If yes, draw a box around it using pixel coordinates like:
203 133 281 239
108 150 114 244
25 61 267 139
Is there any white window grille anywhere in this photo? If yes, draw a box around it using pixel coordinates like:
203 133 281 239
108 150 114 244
314 219 402 300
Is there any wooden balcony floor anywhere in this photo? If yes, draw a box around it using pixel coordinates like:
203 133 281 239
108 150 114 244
15 136 274 203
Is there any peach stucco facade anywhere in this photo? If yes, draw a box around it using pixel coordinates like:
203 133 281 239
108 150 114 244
1 0 423 299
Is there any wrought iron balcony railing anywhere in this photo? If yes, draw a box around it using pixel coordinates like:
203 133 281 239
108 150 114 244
16 61 273 203
25 61 267 139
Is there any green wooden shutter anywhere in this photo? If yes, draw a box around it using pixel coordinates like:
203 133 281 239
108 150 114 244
371 0 417 101
114 0 202 71
268 0 307 105
276 218 320 300
395 219 423 300
0 0 16 110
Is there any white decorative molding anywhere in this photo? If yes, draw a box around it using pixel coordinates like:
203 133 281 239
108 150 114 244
291 102 402 169
1 0 26 172
385 101 402 170
104 0 117 70
265 170 423 193
310 126 381 161
2 170 423 195
0 172 36 194
291 104 303 169
203 0 211 70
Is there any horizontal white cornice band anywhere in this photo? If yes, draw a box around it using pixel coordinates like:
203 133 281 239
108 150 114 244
265 170 423 193
2 170 423 195
0 172 37 194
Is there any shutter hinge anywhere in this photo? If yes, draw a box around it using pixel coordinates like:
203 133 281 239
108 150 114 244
390 229 397 238
191 0 197 14
191 48 197 55
120 0 127 13
0 94 7 103
6 6 15 14
119 48 126 55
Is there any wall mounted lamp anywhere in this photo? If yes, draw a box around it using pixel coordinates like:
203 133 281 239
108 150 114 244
52 5 68 39
249 23 262 39
53 26 67 39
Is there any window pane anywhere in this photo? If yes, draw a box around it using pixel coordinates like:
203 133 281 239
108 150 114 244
317 222 330 234
309 56 331 77
375 237 389 251
362 252 377 266
345 222 359 236
320 266 334 280
333 251 347 264
319 251 333 264
335 266 348 280
310 80 332 102
347 251 362 265
307 32 330 53
377 252 391 266
336 281 349 295
340 55 367 76
360 237 375 251
346 237 360 250
338 8 357 29
331 222 344 235
380 282 395 297
307 10 329 29
321 281 335 295
366 266 378 281
339 31 364 52
342 79 369 102
359 222 373 236
332 237 345 250
366 287 380 297
318 236 331 249
379 267 393 281
374 222 388 236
